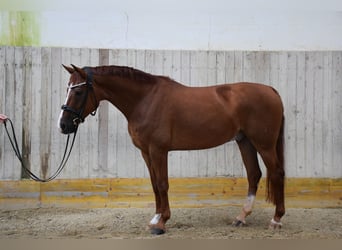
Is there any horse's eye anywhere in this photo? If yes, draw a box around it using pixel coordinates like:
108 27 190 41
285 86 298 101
74 89 83 96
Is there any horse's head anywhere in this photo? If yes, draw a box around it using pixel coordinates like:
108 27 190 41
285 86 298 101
58 64 98 134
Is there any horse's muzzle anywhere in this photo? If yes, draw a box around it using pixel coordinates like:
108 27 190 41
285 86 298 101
59 119 78 134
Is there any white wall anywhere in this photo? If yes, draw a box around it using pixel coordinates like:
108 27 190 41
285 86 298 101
1 0 342 50
1 47 341 179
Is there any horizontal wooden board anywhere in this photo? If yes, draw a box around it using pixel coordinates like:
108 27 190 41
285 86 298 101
0 178 341 209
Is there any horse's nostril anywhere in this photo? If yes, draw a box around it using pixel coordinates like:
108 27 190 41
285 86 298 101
59 122 66 132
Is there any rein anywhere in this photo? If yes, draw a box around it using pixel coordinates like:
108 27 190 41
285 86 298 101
2 117 77 182
0 68 98 182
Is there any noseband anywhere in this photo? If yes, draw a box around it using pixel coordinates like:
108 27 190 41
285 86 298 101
61 69 98 126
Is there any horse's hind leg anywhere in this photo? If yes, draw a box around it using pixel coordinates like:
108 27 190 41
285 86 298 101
233 136 262 226
258 148 285 229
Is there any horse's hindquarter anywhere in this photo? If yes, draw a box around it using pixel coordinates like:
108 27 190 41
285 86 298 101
229 83 284 148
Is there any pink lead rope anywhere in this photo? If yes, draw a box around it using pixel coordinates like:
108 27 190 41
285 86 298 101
0 114 8 123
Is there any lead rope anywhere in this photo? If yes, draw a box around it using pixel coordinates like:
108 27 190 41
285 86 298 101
1 116 77 182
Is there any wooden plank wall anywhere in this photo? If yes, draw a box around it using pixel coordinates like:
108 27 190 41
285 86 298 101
0 47 341 180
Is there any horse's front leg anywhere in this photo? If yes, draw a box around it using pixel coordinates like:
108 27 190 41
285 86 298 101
142 148 170 235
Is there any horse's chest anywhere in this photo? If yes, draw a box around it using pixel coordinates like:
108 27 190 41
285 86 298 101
127 123 153 150
128 121 169 151
128 124 142 148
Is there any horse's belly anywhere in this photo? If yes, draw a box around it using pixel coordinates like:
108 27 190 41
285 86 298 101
170 121 238 150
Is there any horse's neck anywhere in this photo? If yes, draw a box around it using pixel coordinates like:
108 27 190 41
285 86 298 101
96 76 153 119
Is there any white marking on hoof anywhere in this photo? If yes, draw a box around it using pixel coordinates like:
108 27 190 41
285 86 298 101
150 213 161 225
234 195 256 226
269 218 282 229
243 195 255 213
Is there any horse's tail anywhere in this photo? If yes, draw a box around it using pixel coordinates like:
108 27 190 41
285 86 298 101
266 115 285 205
276 115 285 180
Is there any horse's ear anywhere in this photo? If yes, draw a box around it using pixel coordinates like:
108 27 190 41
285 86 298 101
71 64 87 79
62 64 75 74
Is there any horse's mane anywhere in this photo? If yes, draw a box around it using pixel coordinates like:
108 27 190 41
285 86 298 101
83 65 170 83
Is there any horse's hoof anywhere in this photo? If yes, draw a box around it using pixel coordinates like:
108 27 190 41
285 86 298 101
151 227 166 235
269 218 282 230
232 219 246 227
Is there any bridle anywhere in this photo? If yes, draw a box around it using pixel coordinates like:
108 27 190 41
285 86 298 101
61 68 98 127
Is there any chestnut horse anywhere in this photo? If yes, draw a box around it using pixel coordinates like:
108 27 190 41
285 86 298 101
58 64 285 234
